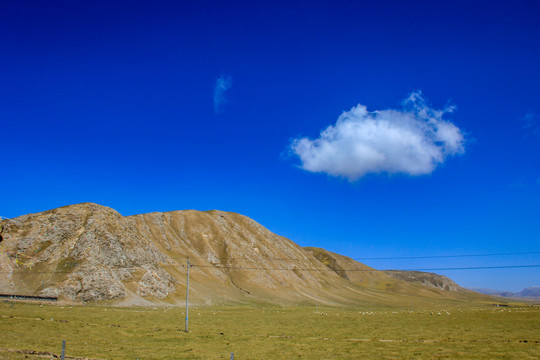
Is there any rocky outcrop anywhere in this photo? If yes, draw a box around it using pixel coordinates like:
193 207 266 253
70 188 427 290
383 270 462 291
0 203 171 302
137 267 176 298
0 203 484 305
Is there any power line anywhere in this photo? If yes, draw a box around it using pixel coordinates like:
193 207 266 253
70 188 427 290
82 251 537 265
3 264 538 274
353 251 540 260
159 251 540 262
190 264 540 272
393 264 540 271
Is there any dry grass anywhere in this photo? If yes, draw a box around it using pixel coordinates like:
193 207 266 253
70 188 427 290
0 301 538 359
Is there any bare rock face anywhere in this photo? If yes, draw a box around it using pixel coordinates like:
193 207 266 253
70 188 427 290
0 203 170 302
137 267 176 298
63 267 128 301
0 203 478 305
383 270 462 291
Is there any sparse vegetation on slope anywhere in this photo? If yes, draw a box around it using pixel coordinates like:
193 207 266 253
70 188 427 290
383 270 464 291
0 203 494 306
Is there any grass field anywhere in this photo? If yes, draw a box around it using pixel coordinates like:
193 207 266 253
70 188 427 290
0 301 538 359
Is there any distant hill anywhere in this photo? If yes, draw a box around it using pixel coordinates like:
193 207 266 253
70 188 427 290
520 287 540 298
469 287 540 299
0 203 494 306
382 270 464 291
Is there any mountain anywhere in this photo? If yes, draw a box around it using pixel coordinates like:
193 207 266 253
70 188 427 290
469 287 540 299
0 203 492 306
520 287 540 298
382 270 463 291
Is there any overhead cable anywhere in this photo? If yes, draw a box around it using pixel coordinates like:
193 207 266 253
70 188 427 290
5 264 538 274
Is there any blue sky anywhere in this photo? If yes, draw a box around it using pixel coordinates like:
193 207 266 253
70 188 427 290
1 0 538 292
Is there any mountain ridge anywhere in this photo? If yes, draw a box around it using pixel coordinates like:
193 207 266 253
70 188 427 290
468 286 540 299
0 203 494 306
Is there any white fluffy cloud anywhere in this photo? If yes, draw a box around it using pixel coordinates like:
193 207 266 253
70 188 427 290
290 92 465 180
213 75 232 114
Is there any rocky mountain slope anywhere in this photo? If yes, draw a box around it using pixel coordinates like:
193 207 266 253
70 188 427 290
383 270 463 291
0 203 491 306
469 286 540 299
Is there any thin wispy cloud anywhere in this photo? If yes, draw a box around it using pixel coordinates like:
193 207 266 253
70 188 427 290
213 75 232 114
522 112 540 137
290 91 465 181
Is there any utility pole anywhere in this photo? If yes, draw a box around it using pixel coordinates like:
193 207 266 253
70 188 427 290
185 258 190 332
61 340 66 360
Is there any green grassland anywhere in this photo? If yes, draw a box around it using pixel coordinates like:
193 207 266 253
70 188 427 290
0 301 538 359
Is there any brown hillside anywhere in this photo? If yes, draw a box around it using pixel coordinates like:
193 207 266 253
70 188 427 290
0 203 492 306
383 270 463 291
